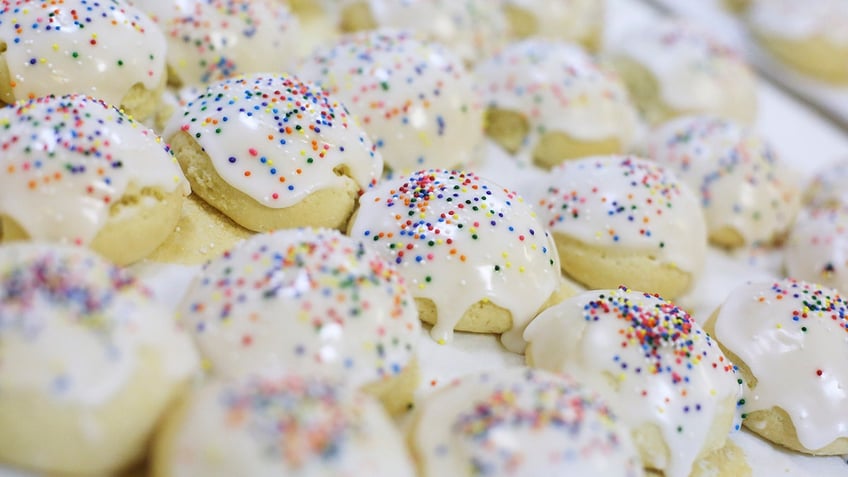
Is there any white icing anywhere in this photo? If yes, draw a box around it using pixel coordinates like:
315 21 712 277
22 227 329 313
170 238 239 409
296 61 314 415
538 155 707 275
474 39 640 154
0 243 199 405
298 29 484 173
612 20 757 123
130 0 300 87
524 288 742 477
0 94 189 246
713 279 848 451
178 228 420 386
348 169 562 353
786 207 848 295
163 73 383 208
0 0 166 105
410 367 644 477
749 0 848 45
646 115 800 246
803 158 848 209
163 375 416 477
504 0 604 42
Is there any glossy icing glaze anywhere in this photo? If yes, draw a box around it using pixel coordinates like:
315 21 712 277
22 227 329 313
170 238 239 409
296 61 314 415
179 228 420 386
163 73 382 208
0 0 166 105
0 94 189 245
749 0 848 44
524 287 742 477
159 374 416 477
131 0 300 87
298 29 483 173
646 115 800 246
410 367 644 477
713 279 848 451
0 243 198 405
786 207 848 295
349 169 561 353
612 20 757 120
475 39 639 153
538 155 707 275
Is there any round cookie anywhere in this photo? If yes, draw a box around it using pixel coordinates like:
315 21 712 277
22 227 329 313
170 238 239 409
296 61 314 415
348 169 565 353
802 158 848 209
0 94 190 266
475 39 641 169
537 155 707 299
608 20 757 125
502 0 605 51
178 228 420 415
152 374 416 477
407 367 644 477
0 0 167 121
0 243 199 475
525 287 747 477
130 0 301 88
299 29 483 173
324 0 508 65
785 207 848 295
705 279 848 455
163 73 383 233
747 0 848 84
646 115 801 248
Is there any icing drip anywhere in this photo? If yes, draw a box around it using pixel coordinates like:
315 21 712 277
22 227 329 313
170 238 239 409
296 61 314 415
412 367 643 477
299 29 483 173
524 287 741 477
538 155 707 274
475 39 639 157
0 94 189 245
130 0 300 86
714 279 848 451
0 0 166 105
0 243 198 405
646 115 800 245
349 169 561 353
164 73 382 208
166 375 416 476
179 228 420 386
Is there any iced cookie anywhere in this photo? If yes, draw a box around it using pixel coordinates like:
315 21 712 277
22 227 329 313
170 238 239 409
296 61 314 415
348 169 565 353
538 155 707 299
705 279 848 455
525 287 748 477
0 243 199 475
502 0 605 51
178 228 420 415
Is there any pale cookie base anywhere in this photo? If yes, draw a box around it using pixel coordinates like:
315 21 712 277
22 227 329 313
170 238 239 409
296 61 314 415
709 225 747 249
608 55 756 126
338 1 378 33
643 438 751 477
1 184 185 266
0 349 188 476
361 358 420 416
721 0 751 14
753 32 848 85
705 311 848 456
503 4 603 52
554 233 694 299
147 194 254 265
484 108 624 169
0 45 165 122
168 131 361 233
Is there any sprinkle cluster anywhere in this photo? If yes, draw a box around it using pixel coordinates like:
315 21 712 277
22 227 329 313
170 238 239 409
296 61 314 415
299 30 481 172
358 170 556 290
583 287 736 418
540 156 684 250
0 0 164 103
182 229 418 380
758 279 848 335
149 0 299 85
449 369 628 476
170 73 380 206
